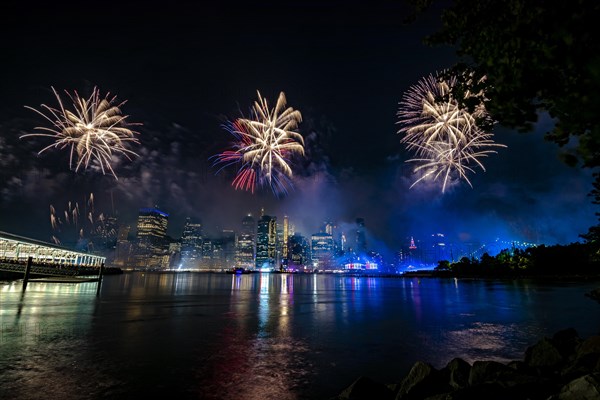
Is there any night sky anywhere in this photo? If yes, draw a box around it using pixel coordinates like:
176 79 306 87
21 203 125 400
0 1 595 257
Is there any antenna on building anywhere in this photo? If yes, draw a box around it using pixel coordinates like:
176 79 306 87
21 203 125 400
409 237 417 250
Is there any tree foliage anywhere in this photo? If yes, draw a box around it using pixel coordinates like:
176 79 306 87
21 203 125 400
435 243 598 277
409 0 600 240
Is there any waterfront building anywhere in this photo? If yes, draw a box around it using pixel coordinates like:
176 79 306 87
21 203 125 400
288 233 309 270
256 214 277 269
281 215 289 266
311 232 335 270
135 207 169 268
114 224 132 267
180 218 203 269
237 214 255 269
218 230 237 269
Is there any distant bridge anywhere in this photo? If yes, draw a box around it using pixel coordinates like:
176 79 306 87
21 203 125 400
0 230 105 277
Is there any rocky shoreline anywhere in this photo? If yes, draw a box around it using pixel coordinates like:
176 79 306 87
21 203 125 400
332 328 600 400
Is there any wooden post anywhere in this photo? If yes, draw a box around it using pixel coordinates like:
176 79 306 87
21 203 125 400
96 262 105 296
22 256 33 292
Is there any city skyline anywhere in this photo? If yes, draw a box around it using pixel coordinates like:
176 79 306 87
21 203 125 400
0 1 596 256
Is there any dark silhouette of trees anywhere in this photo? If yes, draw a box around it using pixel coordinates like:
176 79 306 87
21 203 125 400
408 0 600 243
435 243 598 277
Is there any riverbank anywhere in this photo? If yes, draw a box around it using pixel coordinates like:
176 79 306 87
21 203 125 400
333 328 600 400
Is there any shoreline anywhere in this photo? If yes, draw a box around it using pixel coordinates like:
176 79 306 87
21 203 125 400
333 328 600 400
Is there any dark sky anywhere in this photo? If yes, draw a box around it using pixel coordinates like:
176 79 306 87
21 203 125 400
0 1 595 257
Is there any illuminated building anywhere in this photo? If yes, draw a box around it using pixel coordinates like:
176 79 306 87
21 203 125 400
311 232 335 270
282 215 289 265
218 230 237 269
200 239 213 270
256 214 277 269
180 218 203 269
136 207 169 268
237 214 255 269
288 233 309 270
114 225 131 267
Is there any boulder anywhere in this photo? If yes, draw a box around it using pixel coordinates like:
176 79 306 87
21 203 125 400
524 338 563 370
444 383 508 400
396 361 450 399
552 373 600 400
561 352 600 381
444 358 471 390
336 376 394 400
576 336 600 359
552 328 581 360
468 360 514 386
585 288 600 303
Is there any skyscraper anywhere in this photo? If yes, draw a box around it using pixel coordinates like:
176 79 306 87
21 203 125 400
237 214 255 269
115 224 131 267
256 214 277 269
282 215 289 266
180 218 203 269
311 232 335 270
136 207 169 268
288 233 309 270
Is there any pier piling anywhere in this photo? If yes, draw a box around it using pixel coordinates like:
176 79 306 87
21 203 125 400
96 262 105 296
22 256 33 292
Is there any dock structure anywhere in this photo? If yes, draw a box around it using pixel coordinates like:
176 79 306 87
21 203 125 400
0 230 105 267
0 231 106 291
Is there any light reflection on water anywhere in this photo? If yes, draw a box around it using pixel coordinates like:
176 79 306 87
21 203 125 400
1 274 600 399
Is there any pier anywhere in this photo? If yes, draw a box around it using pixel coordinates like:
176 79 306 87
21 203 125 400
0 230 106 292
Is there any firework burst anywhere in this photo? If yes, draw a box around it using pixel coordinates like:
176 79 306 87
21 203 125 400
397 71 504 192
22 87 141 179
213 91 304 195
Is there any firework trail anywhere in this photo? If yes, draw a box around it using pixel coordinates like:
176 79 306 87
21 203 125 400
213 91 304 195
397 71 504 192
49 193 116 249
22 87 141 179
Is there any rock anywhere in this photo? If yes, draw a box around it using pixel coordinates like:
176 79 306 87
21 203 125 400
553 373 600 400
336 376 394 400
444 358 471 390
576 336 600 359
524 338 564 370
396 361 450 399
444 383 508 400
562 352 600 381
585 288 600 303
468 360 514 386
507 360 531 374
552 328 581 360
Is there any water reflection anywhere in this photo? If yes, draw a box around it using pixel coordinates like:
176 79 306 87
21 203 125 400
1 274 600 399
0 281 102 399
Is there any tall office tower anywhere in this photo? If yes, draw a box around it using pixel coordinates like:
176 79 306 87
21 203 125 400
136 207 169 268
200 239 213 270
282 215 289 265
256 214 277 269
168 240 181 269
180 218 203 269
355 217 367 254
220 230 237 269
288 233 309 269
323 221 334 235
237 214 255 269
311 232 335 270
115 224 131 267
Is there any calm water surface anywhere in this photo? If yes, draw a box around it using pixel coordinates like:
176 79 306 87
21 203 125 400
1 272 599 399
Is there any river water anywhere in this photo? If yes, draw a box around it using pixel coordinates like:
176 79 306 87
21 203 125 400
1 272 599 399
